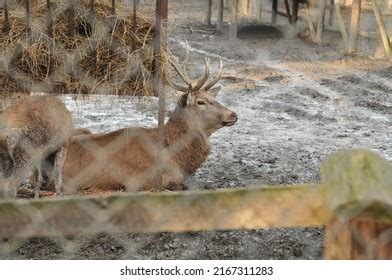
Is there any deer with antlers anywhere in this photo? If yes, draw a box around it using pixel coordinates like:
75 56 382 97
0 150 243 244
62 47 238 192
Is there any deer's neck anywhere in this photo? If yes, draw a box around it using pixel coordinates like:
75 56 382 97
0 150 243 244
164 111 211 176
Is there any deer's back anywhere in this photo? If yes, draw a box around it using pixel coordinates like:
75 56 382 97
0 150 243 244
2 95 73 160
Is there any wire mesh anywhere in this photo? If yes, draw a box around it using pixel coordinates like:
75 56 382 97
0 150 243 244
0 0 391 261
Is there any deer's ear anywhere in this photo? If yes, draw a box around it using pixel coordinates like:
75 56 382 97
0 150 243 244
179 92 191 108
208 86 221 98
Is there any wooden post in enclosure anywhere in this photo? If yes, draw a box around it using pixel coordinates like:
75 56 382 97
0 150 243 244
132 0 138 51
153 0 166 188
322 150 392 259
272 0 278 24
334 0 349 48
47 0 53 38
25 0 32 38
372 0 391 60
316 0 328 44
242 0 250 16
230 0 238 39
2 0 10 34
112 0 116 15
217 0 224 31
328 0 335 26
347 0 362 53
68 0 75 39
305 2 317 42
206 0 212 26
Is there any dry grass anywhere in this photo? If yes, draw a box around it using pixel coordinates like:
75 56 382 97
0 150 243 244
12 36 62 82
0 0 172 95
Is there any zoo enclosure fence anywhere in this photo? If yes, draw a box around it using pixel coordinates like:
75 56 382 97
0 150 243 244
0 1 391 260
0 149 391 259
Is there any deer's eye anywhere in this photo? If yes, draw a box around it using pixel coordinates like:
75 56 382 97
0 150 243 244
197 100 206 105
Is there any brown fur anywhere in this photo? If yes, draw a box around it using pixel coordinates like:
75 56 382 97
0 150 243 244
32 127 92 192
0 95 73 198
62 89 237 192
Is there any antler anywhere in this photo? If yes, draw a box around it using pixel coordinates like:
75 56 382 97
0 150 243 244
170 41 223 93
203 60 223 90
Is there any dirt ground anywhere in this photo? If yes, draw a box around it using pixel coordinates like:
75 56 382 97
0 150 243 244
1 1 392 259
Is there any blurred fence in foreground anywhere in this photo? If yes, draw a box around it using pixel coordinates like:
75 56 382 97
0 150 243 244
0 149 391 259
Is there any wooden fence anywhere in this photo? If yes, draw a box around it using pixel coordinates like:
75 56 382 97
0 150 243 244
0 149 391 259
206 0 392 59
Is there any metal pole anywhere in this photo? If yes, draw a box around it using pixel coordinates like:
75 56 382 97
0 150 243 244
154 0 165 189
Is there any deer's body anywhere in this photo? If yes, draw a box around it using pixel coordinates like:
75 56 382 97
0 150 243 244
32 127 92 194
63 108 213 192
0 95 73 198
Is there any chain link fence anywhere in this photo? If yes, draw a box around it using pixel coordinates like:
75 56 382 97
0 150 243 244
0 0 391 260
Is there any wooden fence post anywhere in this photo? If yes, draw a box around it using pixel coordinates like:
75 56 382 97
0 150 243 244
272 0 277 24
217 0 224 31
305 2 317 42
68 0 75 40
334 0 349 48
2 0 10 34
25 0 32 38
230 0 238 39
348 0 362 53
328 0 335 26
47 0 53 38
111 0 116 15
316 0 328 44
372 0 391 60
206 0 212 26
242 0 250 16
322 149 392 259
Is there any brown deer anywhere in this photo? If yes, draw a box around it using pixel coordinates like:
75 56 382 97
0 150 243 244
31 127 92 196
0 95 73 198
62 52 237 192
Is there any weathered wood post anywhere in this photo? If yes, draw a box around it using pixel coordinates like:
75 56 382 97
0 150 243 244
207 0 212 26
322 149 392 259
305 1 317 42
68 0 75 40
25 0 32 38
334 0 349 48
316 0 328 44
347 0 362 53
230 0 238 39
328 0 335 26
372 0 391 60
272 0 278 24
47 0 53 38
242 0 250 16
2 0 10 34
217 0 224 31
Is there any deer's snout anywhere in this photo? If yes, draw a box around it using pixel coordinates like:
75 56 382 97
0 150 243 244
223 111 238 127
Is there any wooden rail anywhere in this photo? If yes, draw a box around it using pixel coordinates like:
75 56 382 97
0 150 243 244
1 149 392 259
0 184 327 239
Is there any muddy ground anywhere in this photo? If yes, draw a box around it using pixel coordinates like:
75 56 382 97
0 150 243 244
1 2 392 259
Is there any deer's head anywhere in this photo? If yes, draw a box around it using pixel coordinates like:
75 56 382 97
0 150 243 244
170 44 238 135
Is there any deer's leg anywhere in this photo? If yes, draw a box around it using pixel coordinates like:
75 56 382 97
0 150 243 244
53 144 68 195
34 164 44 199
